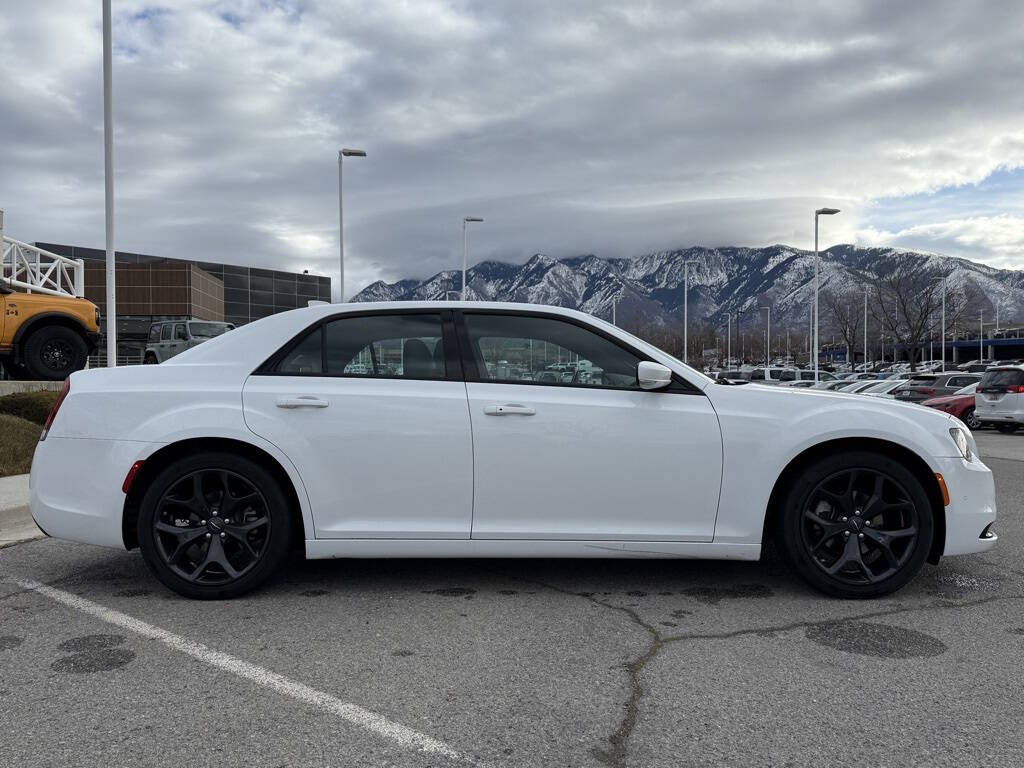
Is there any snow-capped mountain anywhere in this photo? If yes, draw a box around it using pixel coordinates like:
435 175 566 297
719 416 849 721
352 245 1024 331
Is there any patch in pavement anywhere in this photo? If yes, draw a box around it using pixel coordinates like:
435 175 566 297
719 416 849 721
114 588 152 597
0 635 25 651
300 589 330 597
52 634 136 673
422 587 476 597
391 649 415 657
681 584 773 605
805 621 947 659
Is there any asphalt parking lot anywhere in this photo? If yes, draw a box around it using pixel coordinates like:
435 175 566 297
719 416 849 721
2 433 1023 767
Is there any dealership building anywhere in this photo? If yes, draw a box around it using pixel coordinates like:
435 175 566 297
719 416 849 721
36 243 331 364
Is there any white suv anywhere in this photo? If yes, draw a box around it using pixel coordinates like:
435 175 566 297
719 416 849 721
975 365 1024 433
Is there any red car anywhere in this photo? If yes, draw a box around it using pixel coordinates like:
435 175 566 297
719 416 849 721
921 382 982 429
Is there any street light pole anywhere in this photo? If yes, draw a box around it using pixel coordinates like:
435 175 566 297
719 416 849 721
939 276 946 373
683 260 697 364
760 306 770 367
863 289 868 370
727 313 731 367
102 0 116 366
461 216 484 300
813 207 840 382
337 148 366 303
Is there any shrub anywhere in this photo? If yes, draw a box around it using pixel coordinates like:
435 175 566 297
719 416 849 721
0 390 60 426
0 414 42 477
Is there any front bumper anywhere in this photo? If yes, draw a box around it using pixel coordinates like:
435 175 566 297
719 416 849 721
85 331 102 353
936 455 997 556
30 436 159 549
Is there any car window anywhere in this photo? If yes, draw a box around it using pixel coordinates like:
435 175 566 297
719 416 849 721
980 369 1024 389
148 325 161 342
274 313 447 378
160 324 172 342
189 322 232 339
780 369 795 381
174 323 188 341
750 369 765 380
954 382 978 395
462 313 642 389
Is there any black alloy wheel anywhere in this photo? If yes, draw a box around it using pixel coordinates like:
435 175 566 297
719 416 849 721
153 469 271 585
138 453 293 599
23 325 88 380
799 468 919 586
776 451 933 598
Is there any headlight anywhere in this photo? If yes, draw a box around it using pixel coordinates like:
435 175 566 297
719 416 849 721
949 427 972 461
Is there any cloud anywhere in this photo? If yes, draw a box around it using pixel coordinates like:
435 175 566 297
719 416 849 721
1 0 1023 299
858 215 1024 269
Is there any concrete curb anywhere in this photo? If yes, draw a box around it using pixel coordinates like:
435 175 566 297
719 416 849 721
0 474 41 547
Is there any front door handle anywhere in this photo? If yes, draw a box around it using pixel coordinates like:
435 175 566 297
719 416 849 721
276 396 329 409
483 403 536 416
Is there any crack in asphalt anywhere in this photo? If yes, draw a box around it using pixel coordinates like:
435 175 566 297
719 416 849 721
483 565 1024 768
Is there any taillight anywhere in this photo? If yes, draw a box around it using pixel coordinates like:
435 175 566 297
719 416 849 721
40 378 70 441
1009 385 1024 394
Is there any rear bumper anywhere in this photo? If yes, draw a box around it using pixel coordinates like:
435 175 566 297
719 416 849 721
30 436 159 549
936 455 997 556
977 412 1024 424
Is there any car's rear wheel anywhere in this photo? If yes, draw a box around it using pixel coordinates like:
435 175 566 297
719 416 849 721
996 423 1019 434
22 325 88 380
137 453 293 599
775 451 933 598
143 352 158 365
962 407 981 430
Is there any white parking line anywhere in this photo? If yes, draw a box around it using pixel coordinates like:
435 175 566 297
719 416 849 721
15 578 474 765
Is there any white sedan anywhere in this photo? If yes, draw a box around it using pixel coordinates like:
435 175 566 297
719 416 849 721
30 302 997 599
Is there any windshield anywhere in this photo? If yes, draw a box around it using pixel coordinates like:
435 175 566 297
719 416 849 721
954 382 979 395
189 322 234 338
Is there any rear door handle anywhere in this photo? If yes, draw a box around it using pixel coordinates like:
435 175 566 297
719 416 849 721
483 403 536 416
276 396 329 409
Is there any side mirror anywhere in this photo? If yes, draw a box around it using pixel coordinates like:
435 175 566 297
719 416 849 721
637 361 672 390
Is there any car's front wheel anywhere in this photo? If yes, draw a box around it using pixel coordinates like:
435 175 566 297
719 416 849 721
996 423 1019 434
775 451 933 598
137 452 293 599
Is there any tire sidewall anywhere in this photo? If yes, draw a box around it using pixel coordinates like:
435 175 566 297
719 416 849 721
776 451 934 599
962 407 979 430
24 326 87 380
137 452 293 599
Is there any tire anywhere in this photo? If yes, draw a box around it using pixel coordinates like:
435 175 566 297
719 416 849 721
22 325 88 380
774 451 934 599
143 352 158 365
137 452 294 599
962 407 981 430
996 423 1019 434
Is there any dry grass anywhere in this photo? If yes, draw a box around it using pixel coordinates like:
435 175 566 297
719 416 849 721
0 414 42 477
0 390 61 426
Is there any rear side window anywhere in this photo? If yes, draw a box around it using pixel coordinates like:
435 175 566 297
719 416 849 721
273 313 447 379
750 369 765 381
160 324 172 342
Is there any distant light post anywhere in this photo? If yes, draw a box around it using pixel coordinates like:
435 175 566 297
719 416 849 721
813 207 840 381
760 306 770 366
337 148 366 303
934 276 946 372
461 216 484 300
683 260 698 364
863 289 868 370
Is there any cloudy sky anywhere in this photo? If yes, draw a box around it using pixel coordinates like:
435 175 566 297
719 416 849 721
2 0 1023 298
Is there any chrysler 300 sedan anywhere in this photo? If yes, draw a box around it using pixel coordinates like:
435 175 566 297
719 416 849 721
30 302 997 599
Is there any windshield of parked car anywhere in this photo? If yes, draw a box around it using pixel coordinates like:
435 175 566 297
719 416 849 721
189 322 234 338
954 382 979 395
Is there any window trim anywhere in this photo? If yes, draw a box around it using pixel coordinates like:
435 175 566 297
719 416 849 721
454 309 702 394
253 308 463 382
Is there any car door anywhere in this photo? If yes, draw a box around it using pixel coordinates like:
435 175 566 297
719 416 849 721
457 311 723 541
242 310 473 539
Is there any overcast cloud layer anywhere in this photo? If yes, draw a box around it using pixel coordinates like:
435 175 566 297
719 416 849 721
2 0 1023 298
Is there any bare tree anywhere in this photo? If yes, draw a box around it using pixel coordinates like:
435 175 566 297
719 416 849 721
823 290 864 365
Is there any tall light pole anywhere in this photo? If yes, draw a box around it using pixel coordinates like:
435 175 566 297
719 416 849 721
102 0 116 365
936 276 946 373
979 309 984 360
863 289 868 370
727 313 732 367
760 306 770 367
813 207 840 382
683 260 698 364
461 216 484 300
337 148 366 303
